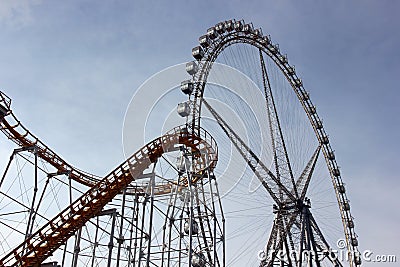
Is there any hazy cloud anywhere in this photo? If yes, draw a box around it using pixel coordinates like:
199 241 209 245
0 0 42 28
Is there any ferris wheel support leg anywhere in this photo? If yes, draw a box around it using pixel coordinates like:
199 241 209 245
283 235 294 267
309 215 344 267
296 206 324 267
307 219 321 267
297 209 306 267
284 215 297 265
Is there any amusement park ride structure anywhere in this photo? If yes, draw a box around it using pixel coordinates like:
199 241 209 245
0 19 360 267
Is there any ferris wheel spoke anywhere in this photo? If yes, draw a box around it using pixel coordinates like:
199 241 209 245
295 145 321 201
259 49 298 200
202 98 296 205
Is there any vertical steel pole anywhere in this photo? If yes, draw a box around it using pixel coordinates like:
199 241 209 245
128 193 138 267
90 216 100 267
178 208 185 267
207 171 218 266
25 147 38 241
160 200 170 267
137 194 147 266
214 178 225 267
30 174 51 236
62 173 73 267
72 173 82 267
165 183 179 267
298 208 306 267
146 163 156 267
107 210 117 267
72 228 82 267
116 189 127 267
132 194 140 266
185 147 194 267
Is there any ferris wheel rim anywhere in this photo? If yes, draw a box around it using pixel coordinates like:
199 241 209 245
185 19 360 266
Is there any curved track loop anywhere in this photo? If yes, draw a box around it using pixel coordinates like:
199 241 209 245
0 91 217 195
0 91 101 187
188 20 360 266
0 120 217 267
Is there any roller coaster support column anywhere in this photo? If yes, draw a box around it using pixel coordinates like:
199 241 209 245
20 146 38 245
72 228 82 267
107 209 117 267
116 188 127 267
146 163 156 267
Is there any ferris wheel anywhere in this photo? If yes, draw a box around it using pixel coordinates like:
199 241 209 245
177 19 361 267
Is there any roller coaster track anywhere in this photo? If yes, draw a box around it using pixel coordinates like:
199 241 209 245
0 91 217 195
0 91 217 266
0 92 101 187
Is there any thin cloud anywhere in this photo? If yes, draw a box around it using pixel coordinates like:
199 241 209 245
0 0 42 28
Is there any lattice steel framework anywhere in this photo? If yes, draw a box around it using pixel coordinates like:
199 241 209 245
0 91 225 267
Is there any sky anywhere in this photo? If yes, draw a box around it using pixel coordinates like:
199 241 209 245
0 0 399 266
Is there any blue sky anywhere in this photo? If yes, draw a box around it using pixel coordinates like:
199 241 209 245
0 0 399 265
